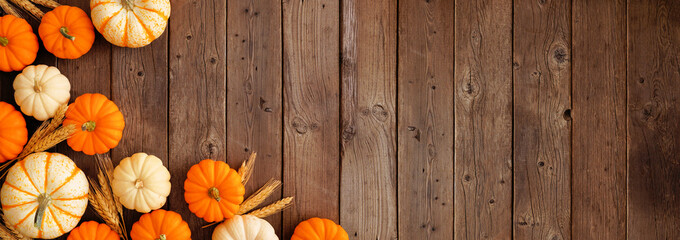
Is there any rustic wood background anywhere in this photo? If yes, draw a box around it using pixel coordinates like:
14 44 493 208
0 0 679 239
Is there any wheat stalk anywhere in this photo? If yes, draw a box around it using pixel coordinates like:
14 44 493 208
236 179 281 215
28 0 57 8
0 0 20 18
238 152 257 185
247 197 294 218
89 154 128 240
0 212 31 240
7 0 42 19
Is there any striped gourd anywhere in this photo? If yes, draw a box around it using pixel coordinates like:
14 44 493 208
1 152 89 239
90 0 171 48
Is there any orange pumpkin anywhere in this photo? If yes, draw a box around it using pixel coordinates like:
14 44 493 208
184 159 244 222
0 101 28 162
67 221 119 240
130 209 191 240
0 15 39 72
39 5 95 59
291 218 349 240
63 93 125 155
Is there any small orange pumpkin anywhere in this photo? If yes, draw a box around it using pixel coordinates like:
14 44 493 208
184 159 245 222
0 101 28 162
291 218 349 240
39 5 95 59
130 209 191 240
0 15 39 72
67 221 119 240
63 93 125 155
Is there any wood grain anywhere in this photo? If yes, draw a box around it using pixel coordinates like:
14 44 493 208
226 0 283 235
167 0 226 238
340 0 397 239
512 0 571 239
627 1 680 239
572 0 627 239
398 0 454 238
282 0 340 237
454 0 513 239
111 32 169 235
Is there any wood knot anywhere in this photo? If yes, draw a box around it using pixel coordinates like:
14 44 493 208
292 117 308 134
553 48 568 63
563 109 572 121
342 125 356 141
200 139 220 157
371 104 388 122
512 61 520 69
259 97 273 112
641 101 660 121
407 126 421 141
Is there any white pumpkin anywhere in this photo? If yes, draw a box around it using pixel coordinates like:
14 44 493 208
90 0 171 48
1 152 88 239
112 152 171 213
213 215 278 240
13 65 70 121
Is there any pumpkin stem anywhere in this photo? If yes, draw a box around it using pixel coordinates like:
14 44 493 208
34 84 42 93
155 234 166 240
0 37 7 47
82 121 96 132
59 27 76 41
208 187 221 202
34 193 52 230
124 0 135 9
135 179 144 188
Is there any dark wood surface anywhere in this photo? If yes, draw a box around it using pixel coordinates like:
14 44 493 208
0 0 679 239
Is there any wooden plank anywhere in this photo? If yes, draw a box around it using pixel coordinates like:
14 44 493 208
454 0 512 239
571 0 626 239
167 0 226 238
627 1 680 239
340 0 397 239
226 0 283 235
512 0 571 239
282 0 340 237
397 0 454 238
110 33 168 234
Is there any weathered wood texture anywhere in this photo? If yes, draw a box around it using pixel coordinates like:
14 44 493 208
3 1 680 239
454 0 513 239
397 0 454 238
572 0 627 239
226 0 283 235
167 0 226 239
512 0 571 239
627 1 680 239
341 0 397 239
282 0 340 238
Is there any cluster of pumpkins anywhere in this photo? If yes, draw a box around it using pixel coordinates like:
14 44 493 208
0 0 170 72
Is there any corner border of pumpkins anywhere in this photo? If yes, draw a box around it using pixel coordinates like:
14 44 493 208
0 0 349 239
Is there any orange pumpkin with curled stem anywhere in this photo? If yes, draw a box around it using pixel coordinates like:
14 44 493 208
63 93 125 155
291 218 349 240
0 101 27 162
184 159 245 222
130 209 191 240
0 15 39 72
67 221 120 240
39 5 95 59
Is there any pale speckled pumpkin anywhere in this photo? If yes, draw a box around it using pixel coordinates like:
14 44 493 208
90 0 171 48
0 152 89 239
112 152 171 213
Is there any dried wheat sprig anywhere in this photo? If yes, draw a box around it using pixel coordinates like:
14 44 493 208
0 0 21 18
7 0 43 19
28 0 57 8
89 154 128 240
238 152 257 185
236 179 281 215
247 197 294 218
0 212 31 240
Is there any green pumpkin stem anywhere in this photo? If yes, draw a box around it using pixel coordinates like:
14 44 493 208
82 121 96 132
34 193 52 230
0 37 8 47
208 187 221 202
60 27 76 41
155 234 166 240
